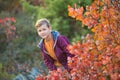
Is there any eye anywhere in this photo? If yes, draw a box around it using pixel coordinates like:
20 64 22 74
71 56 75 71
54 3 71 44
38 30 41 32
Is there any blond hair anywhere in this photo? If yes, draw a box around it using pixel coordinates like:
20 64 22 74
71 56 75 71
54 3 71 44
35 18 50 28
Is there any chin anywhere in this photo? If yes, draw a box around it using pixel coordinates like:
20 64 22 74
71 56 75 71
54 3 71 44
42 36 47 39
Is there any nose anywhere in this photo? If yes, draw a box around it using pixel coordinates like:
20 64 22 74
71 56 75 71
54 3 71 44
40 31 45 35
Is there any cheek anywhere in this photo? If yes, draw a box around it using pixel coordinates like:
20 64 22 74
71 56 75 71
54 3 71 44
37 32 42 36
47 31 51 34
45 30 51 34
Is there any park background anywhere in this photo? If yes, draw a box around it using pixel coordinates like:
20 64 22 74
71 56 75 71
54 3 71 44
0 0 120 80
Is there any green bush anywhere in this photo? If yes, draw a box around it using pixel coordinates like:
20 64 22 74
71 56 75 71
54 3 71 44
0 63 15 80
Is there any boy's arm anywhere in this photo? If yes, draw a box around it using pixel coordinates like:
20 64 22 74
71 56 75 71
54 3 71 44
42 52 57 71
58 35 74 57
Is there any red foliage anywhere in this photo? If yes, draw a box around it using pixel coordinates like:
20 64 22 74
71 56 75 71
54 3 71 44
0 17 16 41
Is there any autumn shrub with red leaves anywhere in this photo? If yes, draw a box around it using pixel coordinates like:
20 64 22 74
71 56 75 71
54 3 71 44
67 0 120 79
36 68 71 80
0 17 16 41
35 0 120 80
67 34 120 80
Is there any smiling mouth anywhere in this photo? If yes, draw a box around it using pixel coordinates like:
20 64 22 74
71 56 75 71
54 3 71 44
42 34 46 36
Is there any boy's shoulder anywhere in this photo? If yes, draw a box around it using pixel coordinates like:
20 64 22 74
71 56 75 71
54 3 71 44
58 35 67 39
57 35 69 43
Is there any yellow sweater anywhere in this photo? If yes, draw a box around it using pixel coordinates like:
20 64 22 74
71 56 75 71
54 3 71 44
44 37 62 67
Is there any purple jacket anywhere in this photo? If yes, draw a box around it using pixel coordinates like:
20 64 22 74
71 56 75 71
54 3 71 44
38 31 74 72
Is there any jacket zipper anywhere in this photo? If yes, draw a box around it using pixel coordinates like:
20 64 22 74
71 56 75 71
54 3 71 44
53 37 62 66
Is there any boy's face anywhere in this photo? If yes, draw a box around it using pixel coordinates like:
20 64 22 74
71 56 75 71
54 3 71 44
37 24 51 39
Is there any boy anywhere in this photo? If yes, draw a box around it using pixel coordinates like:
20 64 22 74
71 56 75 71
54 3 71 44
35 18 74 72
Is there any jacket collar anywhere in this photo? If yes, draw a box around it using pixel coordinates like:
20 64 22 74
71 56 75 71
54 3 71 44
38 30 60 49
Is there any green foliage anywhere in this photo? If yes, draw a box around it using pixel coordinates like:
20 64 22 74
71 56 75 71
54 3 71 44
11 12 41 64
0 0 21 13
0 63 2 70
20 0 39 17
0 72 15 80
0 63 15 80
78 0 93 7
0 32 7 53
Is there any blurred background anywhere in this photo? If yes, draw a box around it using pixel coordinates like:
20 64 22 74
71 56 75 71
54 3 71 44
0 0 92 79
